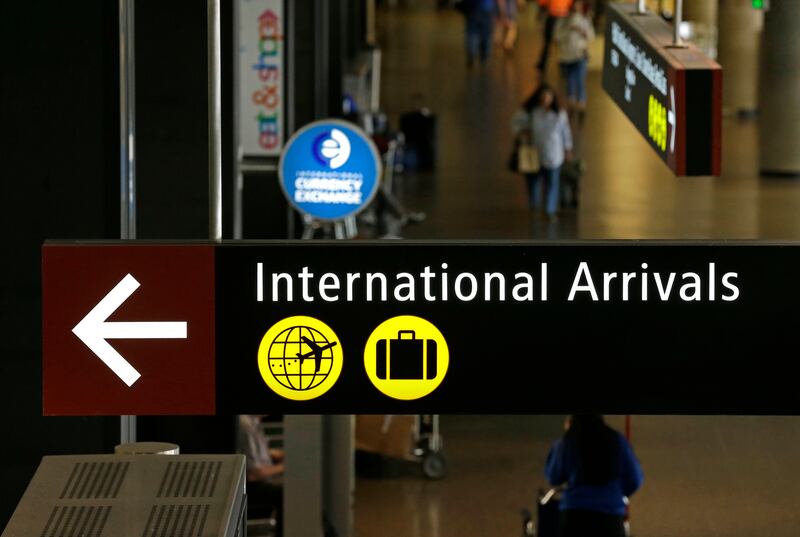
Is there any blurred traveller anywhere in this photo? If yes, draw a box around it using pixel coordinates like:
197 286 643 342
497 0 521 53
238 415 285 535
461 0 498 66
512 84 572 221
545 415 644 537
536 0 574 72
554 0 594 121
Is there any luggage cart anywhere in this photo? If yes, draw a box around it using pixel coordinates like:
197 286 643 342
521 487 560 537
520 487 631 537
412 414 447 479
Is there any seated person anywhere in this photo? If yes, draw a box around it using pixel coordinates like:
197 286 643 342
237 415 284 533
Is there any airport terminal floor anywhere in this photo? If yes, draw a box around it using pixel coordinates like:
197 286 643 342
354 3 800 537
379 3 800 240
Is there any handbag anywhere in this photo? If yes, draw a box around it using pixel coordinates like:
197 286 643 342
508 140 521 172
517 144 540 174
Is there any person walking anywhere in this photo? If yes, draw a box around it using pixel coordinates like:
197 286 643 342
497 0 521 53
512 83 573 221
461 0 497 67
545 415 644 537
555 0 594 120
536 0 573 73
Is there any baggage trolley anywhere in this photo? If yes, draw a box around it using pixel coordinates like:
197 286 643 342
521 487 631 537
412 414 447 479
521 487 561 537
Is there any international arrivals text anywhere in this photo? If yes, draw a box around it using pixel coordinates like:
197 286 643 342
255 262 740 304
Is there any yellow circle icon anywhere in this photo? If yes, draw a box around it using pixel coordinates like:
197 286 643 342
257 316 343 401
364 315 449 400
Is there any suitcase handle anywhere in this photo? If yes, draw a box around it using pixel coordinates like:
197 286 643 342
397 330 416 340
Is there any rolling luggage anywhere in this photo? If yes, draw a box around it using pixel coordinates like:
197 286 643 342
560 159 585 208
376 330 437 380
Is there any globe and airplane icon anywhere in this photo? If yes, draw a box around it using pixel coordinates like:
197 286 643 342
266 326 339 391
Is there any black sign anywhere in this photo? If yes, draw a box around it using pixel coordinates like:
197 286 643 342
602 3 721 176
212 241 800 415
43 241 800 415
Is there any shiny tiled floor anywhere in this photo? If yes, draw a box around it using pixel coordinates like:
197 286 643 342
355 416 800 537
379 2 800 240
354 2 800 536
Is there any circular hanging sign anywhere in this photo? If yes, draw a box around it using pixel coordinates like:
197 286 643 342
278 119 382 221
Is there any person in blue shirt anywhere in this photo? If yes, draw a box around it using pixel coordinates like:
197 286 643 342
545 415 644 537
461 0 498 66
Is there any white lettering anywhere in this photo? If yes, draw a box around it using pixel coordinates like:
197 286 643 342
395 273 415 302
421 266 436 301
346 273 360 301
603 272 618 301
680 272 702 301
654 272 676 300
569 262 599 301
272 272 293 302
299 266 314 302
319 273 340 302
484 273 506 301
622 272 636 301
722 272 740 301
455 273 479 301
257 262 264 302
611 21 668 96
512 273 535 301
366 273 387 302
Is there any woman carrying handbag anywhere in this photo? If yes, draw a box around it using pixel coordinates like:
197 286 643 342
511 83 572 221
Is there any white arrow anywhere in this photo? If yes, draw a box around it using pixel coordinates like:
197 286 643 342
668 85 676 153
72 273 187 387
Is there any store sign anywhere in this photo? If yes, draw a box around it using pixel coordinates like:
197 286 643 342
42 242 800 415
602 3 722 176
278 120 382 221
237 0 284 157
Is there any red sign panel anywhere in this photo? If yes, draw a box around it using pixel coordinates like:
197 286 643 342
42 244 215 415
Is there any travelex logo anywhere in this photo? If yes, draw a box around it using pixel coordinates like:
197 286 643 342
313 129 351 169
279 120 381 221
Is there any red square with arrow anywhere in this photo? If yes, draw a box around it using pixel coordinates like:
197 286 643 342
42 244 216 415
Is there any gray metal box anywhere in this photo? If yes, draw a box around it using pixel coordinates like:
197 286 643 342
1 454 246 537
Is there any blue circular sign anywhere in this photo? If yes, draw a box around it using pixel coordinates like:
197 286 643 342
279 119 382 221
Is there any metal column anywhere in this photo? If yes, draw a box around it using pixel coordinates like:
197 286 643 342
119 0 137 445
284 415 324 537
314 0 330 118
324 415 355 537
232 0 242 240
208 0 223 242
673 0 684 46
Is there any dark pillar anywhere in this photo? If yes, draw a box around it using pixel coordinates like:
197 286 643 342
683 0 717 26
0 0 121 527
718 0 762 116
759 1 800 176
